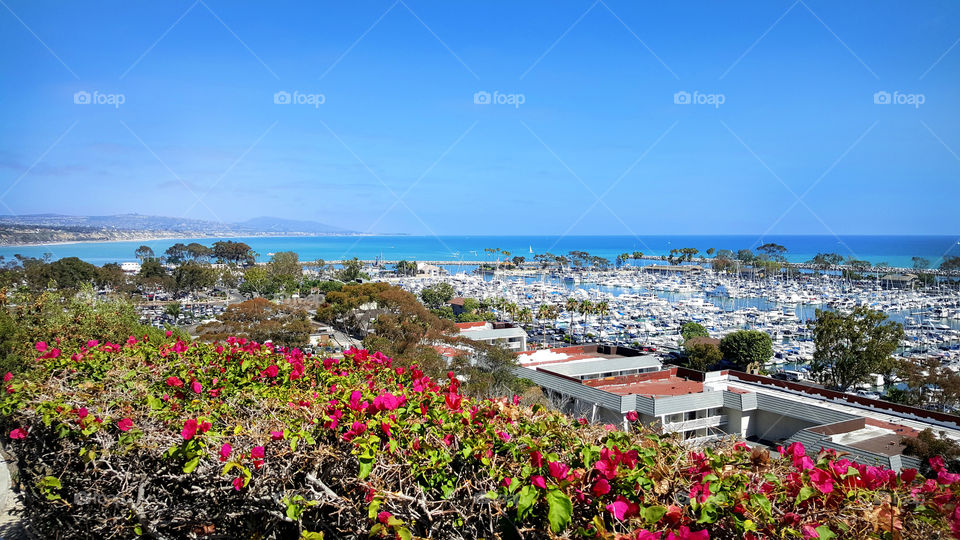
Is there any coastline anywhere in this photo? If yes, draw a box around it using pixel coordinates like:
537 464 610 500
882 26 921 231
0 232 384 249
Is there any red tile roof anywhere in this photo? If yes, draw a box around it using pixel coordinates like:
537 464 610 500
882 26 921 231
455 321 488 330
585 368 704 397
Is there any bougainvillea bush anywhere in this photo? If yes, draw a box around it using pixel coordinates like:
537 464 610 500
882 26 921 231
2 335 960 539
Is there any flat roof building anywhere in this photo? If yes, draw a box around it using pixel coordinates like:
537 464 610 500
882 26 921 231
456 321 528 352
516 346 960 470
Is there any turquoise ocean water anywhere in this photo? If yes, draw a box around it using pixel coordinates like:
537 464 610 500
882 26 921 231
1 235 958 268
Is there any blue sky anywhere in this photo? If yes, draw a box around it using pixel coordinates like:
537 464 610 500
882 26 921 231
0 1 958 235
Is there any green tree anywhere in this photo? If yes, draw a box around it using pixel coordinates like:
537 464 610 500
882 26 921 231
941 256 960 272
680 321 709 341
239 266 273 297
394 260 417 276
95 262 127 291
164 243 189 265
912 257 930 270
808 307 904 392
420 282 456 308
594 301 609 342
172 262 217 294
212 241 254 266
134 245 155 263
719 330 773 371
267 251 302 293
757 243 788 263
336 257 367 282
564 298 579 342
578 300 594 343
47 257 98 290
186 243 213 262
685 341 722 372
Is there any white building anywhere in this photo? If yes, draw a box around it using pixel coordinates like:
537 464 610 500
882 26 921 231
456 321 528 352
516 345 960 470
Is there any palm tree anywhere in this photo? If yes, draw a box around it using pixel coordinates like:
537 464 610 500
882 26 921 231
537 304 552 347
565 298 579 344
506 302 518 322
579 300 594 343
595 300 609 343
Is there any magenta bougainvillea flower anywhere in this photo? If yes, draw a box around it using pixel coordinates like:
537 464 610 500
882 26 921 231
531 475 547 489
35 342 47 352
232 477 244 491
592 477 611 496
190 380 202 394
605 500 628 520
251 446 265 468
181 419 198 440
2 372 11 383
9 428 27 439
548 461 570 480
626 411 639 422
270 430 284 440
808 468 834 494
219 443 232 462
667 526 710 540
166 376 183 388
116 418 133 432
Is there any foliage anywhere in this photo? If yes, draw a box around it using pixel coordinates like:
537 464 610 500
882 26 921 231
172 261 217 294
902 429 960 476
3 338 960 538
267 251 303 293
680 322 709 342
336 257 369 282
0 286 183 375
893 357 960 410
197 298 311 347
808 308 904 392
718 330 773 371
212 241 255 266
684 342 722 372
942 256 960 272
420 283 455 309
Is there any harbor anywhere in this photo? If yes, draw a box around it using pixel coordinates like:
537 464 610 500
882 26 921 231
383 264 960 384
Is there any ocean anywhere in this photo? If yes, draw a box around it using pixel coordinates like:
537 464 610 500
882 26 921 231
1 235 958 268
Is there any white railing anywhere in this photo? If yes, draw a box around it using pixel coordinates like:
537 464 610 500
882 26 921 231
662 415 728 433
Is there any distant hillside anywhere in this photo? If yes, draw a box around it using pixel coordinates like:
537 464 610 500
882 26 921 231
235 216 349 234
0 214 358 246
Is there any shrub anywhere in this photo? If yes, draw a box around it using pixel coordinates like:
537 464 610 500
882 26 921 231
2 337 959 538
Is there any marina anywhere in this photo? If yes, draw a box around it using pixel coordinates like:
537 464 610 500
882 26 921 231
384 265 960 381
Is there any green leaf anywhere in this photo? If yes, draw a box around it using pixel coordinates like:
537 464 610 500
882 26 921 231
517 486 537 520
796 486 815 505
396 527 412 540
545 488 572 533
640 505 666 524
300 532 324 540
751 494 771 517
147 395 163 410
183 455 200 474
815 525 836 540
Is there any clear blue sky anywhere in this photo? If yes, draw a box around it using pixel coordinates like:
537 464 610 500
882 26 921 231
1 1 958 235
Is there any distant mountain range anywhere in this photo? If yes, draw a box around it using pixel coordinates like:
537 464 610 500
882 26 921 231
0 214 358 245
